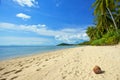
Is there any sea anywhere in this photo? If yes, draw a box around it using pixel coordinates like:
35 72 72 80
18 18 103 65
0 46 75 60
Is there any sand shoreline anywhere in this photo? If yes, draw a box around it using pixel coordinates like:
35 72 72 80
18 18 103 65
0 45 120 80
0 47 76 62
0 46 76 61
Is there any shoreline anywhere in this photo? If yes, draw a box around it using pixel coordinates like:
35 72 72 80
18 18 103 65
0 46 76 61
0 45 120 80
0 48 73 62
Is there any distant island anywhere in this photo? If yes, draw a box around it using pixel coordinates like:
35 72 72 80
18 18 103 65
57 43 75 46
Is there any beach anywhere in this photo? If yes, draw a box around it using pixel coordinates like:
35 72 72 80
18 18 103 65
0 45 120 80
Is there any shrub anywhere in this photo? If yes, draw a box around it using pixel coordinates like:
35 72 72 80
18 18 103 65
90 29 120 45
79 41 90 45
91 38 106 46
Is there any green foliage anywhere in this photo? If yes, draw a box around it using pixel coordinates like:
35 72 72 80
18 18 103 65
85 0 120 46
78 41 90 45
92 0 117 31
90 30 120 45
86 26 97 40
91 38 106 46
86 26 104 41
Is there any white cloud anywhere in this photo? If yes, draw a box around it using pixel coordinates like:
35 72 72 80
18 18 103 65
16 13 31 20
0 22 89 43
13 0 38 7
0 36 51 45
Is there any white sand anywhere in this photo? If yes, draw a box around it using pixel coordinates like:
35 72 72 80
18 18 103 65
0 45 120 80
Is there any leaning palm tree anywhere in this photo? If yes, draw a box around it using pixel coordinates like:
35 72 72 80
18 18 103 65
92 0 118 32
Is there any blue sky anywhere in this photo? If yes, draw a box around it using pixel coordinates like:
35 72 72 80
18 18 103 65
0 0 94 45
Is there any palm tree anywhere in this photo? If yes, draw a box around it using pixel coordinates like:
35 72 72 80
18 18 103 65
96 14 113 32
92 0 118 32
86 26 98 40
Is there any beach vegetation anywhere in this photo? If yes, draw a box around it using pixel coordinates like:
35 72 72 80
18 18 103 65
85 0 120 45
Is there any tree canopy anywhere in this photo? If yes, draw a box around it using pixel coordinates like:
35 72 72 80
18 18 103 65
86 0 120 45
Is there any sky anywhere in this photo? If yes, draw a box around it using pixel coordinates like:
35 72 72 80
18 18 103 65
0 0 95 46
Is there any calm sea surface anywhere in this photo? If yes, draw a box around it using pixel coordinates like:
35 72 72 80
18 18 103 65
0 46 75 60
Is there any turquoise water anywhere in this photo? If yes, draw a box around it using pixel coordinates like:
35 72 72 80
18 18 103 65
0 46 75 60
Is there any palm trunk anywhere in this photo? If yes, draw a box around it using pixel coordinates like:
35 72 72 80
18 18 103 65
107 7 118 33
